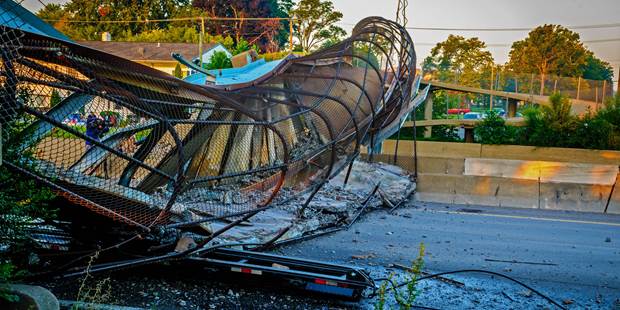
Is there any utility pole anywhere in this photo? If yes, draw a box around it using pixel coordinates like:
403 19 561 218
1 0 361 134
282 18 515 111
289 18 293 53
489 66 494 110
617 66 620 96
199 17 205 68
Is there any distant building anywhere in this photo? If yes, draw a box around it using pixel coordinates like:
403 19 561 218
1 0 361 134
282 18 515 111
79 40 230 77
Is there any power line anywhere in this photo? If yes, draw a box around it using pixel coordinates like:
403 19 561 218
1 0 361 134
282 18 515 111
405 22 620 31
337 21 620 31
43 16 297 24
413 38 620 47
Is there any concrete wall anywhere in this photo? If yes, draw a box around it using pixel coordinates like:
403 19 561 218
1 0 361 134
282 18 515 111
375 140 620 164
364 140 620 214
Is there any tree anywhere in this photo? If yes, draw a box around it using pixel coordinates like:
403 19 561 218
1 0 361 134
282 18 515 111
38 0 192 41
290 0 346 52
36 3 65 27
205 51 232 69
422 35 493 88
192 0 283 51
581 52 614 81
507 24 588 95
125 27 200 43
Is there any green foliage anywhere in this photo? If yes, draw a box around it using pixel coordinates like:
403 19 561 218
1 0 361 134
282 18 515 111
38 0 193 41
0 263 19 302
291 0 346 52
192 0 286 51
134 129 152 142
205 51 232 70
125 26 200 43
259 51 297 61
374 273 390 310
507 25 588 94
231 38 259 55
50 125 86 139
474 110 519 144
472 94 620 150
422 35 494 88
430 125 461 142
49 89 62 108
75 252 112 307
375 243 425 310
37 0 345 53
580 52 614 81
173 63 184 78
352 44 380 69
0 119 56 300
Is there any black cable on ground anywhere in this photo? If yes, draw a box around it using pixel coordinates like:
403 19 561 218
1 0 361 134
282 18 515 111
372 269 567 310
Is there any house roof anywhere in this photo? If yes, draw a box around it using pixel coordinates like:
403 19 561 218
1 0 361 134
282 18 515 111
78 41 220 62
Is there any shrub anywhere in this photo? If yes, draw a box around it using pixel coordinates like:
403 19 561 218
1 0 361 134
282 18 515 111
474 110 520 144
1 119 56 301
205 51 232 70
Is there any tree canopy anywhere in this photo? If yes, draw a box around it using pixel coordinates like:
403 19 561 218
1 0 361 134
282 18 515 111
291 0 346 52
37 0 293 53
506 24 588 94
580 52 614 82
38 0 191 41
191 0 287 51
422 35 494 87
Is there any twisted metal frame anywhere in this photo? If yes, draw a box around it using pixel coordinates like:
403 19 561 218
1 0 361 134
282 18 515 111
1 16 416 266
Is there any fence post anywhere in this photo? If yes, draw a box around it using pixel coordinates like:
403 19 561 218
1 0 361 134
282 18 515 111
424 95 433 138
595 86 599 105
490 66 494 110
576 77 581 100
602 80 606 103
514 77 518 93
553 79 557 93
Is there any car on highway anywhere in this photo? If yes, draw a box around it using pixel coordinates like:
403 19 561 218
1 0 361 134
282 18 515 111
463 112 483 120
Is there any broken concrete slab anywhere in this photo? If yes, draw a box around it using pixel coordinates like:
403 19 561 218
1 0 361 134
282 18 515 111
208 160 414 244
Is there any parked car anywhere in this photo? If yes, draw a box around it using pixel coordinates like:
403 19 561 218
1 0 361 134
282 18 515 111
463 112 483 120
447 108 471 115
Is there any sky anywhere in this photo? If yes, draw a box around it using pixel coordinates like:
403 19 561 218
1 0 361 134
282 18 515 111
21 0 620 83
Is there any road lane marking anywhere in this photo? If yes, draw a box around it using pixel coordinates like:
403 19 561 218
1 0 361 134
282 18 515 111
409 207 620 227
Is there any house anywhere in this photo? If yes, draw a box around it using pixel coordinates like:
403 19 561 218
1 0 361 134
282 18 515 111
79 40 230 78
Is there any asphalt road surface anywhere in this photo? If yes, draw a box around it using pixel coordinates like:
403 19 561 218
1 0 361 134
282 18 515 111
280 201 620 309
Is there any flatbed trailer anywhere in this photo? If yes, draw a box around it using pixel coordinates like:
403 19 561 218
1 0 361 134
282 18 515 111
187 247 374 300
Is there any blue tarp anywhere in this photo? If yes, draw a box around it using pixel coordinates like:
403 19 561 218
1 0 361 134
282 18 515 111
184 59 284 86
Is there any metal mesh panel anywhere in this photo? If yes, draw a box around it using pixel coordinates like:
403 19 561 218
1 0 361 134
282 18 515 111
1 16 416 243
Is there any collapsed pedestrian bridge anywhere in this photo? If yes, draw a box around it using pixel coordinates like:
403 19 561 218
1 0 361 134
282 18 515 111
1 14 423 247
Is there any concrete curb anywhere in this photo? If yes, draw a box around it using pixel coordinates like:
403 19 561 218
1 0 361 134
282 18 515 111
0 284 59 310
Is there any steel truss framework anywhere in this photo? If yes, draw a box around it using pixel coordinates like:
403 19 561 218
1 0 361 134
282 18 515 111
1 16 417 269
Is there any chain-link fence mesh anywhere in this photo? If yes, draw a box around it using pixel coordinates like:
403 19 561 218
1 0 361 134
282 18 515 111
1 14 416 244
424 70 614 104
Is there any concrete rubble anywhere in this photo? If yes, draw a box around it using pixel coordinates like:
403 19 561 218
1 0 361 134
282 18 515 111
195 160 416 245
